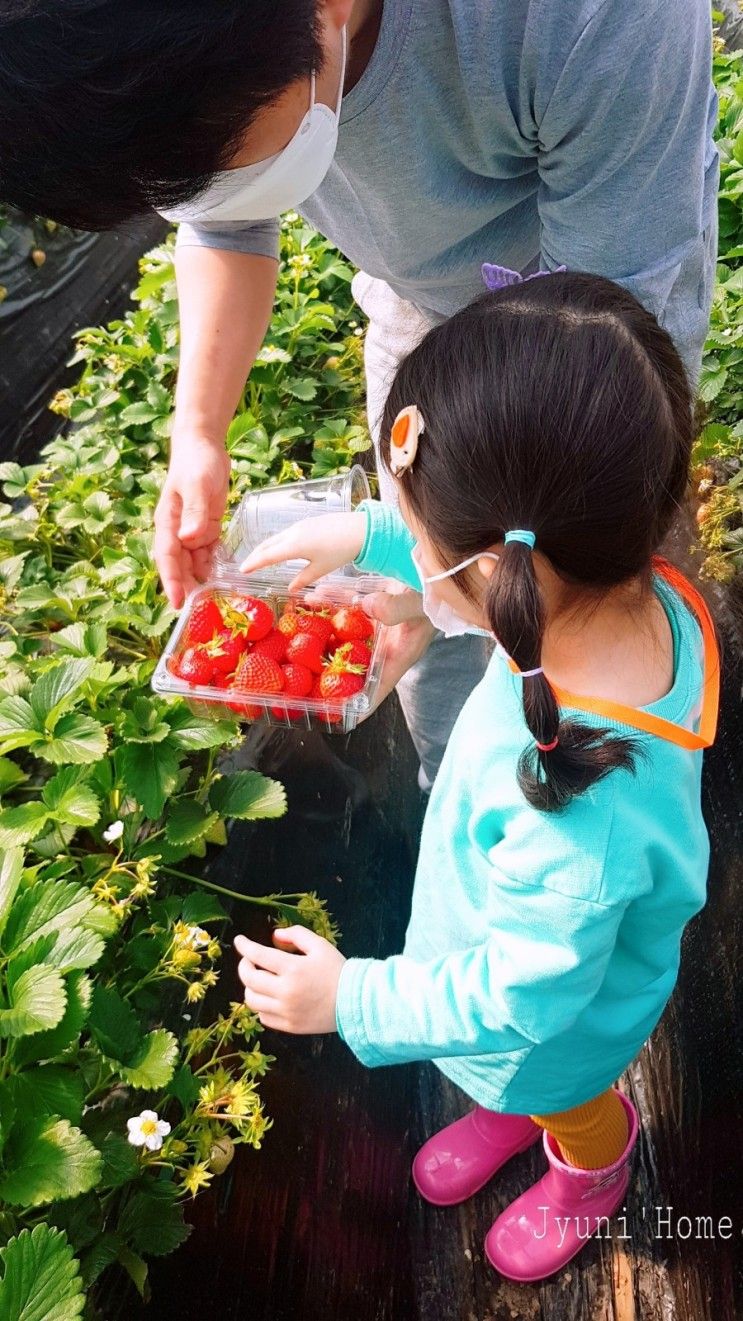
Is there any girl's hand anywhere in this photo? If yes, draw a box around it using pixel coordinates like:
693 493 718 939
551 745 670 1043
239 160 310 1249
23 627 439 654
239 511 367 593
234 927 345 1034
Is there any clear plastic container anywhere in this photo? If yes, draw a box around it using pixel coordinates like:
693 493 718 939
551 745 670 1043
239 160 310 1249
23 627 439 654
152 467 387 733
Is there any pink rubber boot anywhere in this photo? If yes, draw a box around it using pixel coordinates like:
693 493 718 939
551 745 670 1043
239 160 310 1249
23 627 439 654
485 1090 638 1282
412 1107 542 1206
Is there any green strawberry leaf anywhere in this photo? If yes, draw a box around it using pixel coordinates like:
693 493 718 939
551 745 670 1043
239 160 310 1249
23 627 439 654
120 1029 179 1089
117 1185 191 1257
165 799 220 846
14 973 93 1067
29 661 95 730
209 771 287 821
0 1224 85 1321
0 697 43 756
3 882 97 960
0 966 67 1038
0 804 50 850
0 1117 102 1207
0 758 27 794
0 849 24 941
9 1065 84 1126
87 986 141 1066
41 768 100 830
41 714 108 765
164 707 239 749
117 740 182 820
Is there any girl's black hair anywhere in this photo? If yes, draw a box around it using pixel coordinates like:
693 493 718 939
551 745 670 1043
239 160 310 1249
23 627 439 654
380 272 694 812
0 1 322 229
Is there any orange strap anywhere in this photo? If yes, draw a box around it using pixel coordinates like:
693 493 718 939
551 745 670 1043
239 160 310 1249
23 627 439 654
510 558 720 751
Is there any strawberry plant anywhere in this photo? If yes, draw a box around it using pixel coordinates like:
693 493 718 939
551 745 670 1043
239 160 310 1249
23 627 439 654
694 18 743 580
0 216 358 1315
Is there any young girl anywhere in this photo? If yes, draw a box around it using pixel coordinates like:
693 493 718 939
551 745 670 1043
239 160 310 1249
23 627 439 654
234 270 719 1283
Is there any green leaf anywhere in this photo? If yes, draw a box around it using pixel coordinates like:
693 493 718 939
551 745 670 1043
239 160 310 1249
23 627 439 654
87 985 141 1065
119 402 159 426
29 661 95 727
164 707 238 750
118 1186 190 1258
0 697 42 755
10 1066 84 1125
51 623 108 659
0 758 27 794
165 799 220 846
3 881 97 960
209 770 287 821
121 1029 179 1089
42 768 100 830
79 1233 121 1289
116 1245 149 1300
118 740 181 820
0 849 24 938
0 804 50 849
43 926 105 975
0 965 67 1038
41 713 108 765
181 892 228 924
285 377 318 401
14 973 92 1066
95 1132 140 1192
0 1117 102 1208
0 1224 85 1321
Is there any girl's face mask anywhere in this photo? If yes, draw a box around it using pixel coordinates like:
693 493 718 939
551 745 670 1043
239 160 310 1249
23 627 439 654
159 28 347 225
411 546 499 639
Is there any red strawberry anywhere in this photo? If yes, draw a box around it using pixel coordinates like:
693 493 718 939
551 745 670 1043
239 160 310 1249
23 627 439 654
282 663 314 697
296 612 335 648
206 627 249 675
220 595 275 642
277 610 301 640
309 678 341 725
285 631 325 674
183 597 224 645
331 605 374 642
251 629 288 664
230 651 285 695
319 669 365 701
269 663 314 720
228 699 263 719
329 640 371 671
170 645 214 686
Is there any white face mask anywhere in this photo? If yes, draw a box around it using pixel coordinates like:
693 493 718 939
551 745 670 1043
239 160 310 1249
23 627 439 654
159 28 347 225
412 545 499 639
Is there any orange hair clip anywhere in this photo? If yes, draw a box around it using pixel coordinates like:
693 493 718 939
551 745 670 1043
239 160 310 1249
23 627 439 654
390 405 425 475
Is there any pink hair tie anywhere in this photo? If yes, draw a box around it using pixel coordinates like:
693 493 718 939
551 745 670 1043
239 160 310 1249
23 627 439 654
536 737 559 753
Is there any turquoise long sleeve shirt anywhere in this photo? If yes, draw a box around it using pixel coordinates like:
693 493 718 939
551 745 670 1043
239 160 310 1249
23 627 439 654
335 502 711 1113
171 0 718 383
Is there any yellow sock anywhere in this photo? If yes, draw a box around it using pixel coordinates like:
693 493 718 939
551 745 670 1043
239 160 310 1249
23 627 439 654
529 1088 629 1170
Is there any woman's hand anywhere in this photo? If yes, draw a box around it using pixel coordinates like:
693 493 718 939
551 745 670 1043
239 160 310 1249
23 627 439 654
239 511 367 593
354 583 436 718
154 434 231 609
235 927 345 1034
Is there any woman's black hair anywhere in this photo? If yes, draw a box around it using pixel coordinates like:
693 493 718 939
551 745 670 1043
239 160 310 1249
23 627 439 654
0 1 322 229
381 272 694 812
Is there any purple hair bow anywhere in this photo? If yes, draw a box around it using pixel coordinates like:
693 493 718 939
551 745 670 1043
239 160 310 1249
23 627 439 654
481 262 567 290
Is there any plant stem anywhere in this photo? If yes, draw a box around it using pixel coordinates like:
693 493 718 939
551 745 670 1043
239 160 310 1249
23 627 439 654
160 866 299 915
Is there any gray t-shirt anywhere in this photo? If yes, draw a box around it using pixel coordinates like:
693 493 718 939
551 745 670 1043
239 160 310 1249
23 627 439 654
173 0 719 381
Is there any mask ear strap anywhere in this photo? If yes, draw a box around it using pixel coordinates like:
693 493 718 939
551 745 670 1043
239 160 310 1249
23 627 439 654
424 551 499 583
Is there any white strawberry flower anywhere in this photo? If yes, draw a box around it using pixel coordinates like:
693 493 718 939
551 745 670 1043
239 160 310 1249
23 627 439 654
126 1109 171 1152
103 820 124 843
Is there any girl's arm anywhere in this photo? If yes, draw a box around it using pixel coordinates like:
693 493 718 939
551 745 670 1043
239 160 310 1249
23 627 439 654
336 881 628 1067
238 499 422 593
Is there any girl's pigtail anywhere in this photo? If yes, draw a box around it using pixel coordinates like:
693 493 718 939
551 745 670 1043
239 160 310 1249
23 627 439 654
485 542 640 811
